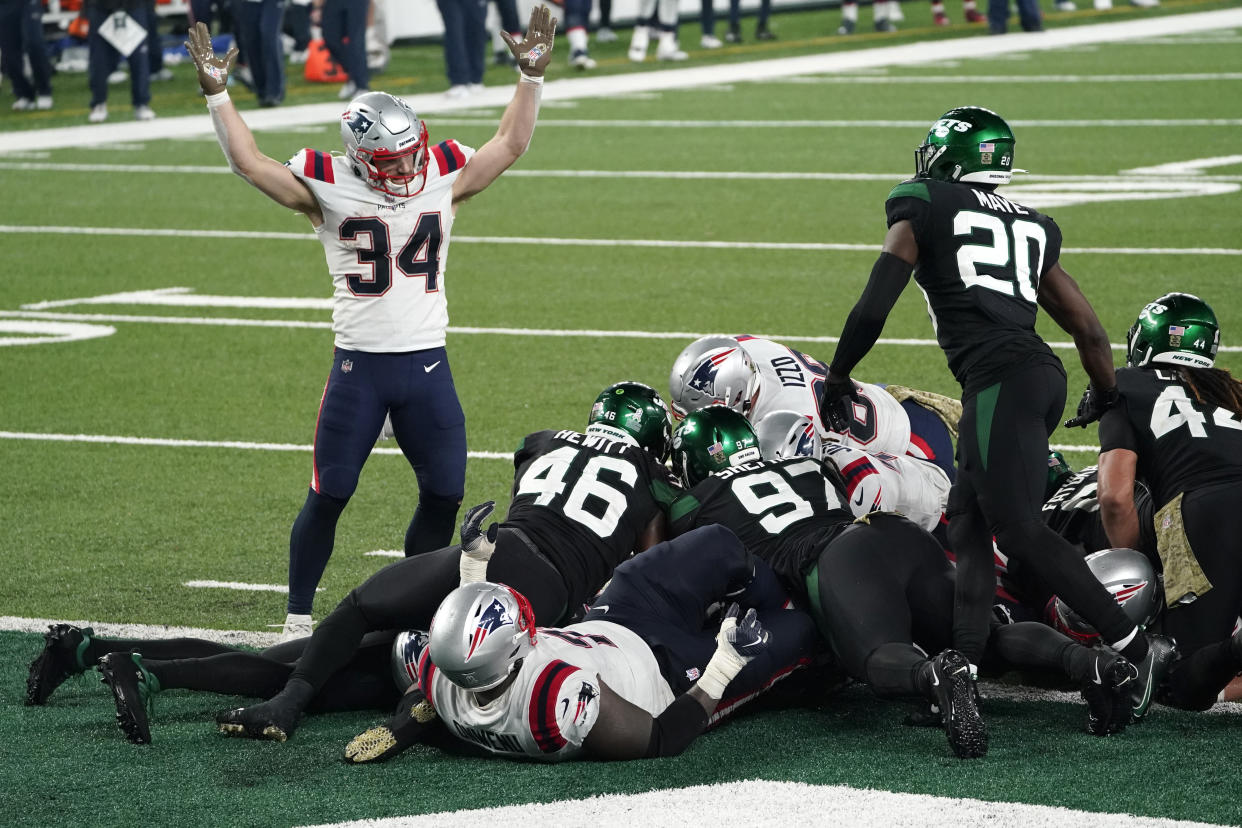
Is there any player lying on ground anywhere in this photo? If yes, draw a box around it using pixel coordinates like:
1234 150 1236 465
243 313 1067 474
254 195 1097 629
343 524 819 762
214 382 681 742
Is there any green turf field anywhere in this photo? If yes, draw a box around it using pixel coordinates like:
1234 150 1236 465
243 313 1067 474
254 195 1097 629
3 7 1242 826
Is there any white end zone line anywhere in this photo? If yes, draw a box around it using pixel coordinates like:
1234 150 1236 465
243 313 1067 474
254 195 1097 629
1 9 1240 154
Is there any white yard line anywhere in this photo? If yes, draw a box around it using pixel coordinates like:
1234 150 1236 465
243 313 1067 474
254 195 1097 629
183 580 322 593
0 429 1105 455
3 162 1240 183
1 225 1239 255
777 72 1242 83
1 9 1239 154
297 780 1230 828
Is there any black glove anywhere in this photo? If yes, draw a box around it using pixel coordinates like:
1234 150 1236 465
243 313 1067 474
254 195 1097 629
818 377 859 434
720 603 769 661
460 500 497 553
1064 385 1120 429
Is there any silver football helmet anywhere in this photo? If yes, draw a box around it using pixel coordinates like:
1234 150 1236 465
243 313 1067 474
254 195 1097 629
428 581 537 691
754 409 823 461
390 629 430 693
669 335 739 417
1050 548 1162 645
674 345 760 418
340 91 430 198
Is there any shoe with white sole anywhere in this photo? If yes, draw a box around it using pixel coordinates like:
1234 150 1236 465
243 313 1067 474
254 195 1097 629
88 104 108 123
133 105 156 121
700 34 722 48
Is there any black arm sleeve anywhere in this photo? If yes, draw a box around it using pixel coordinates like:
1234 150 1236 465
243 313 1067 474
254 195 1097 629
828 252 915 377
643 692 710 758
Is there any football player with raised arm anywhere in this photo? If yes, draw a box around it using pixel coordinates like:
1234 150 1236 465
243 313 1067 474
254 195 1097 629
818 106 1167 719
344 524 817 763
184 10 557 638
1095 294 1242 713
212 382 681 742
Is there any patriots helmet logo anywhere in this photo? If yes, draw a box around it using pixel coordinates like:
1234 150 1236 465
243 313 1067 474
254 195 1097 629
1112 581 1148 608
465 598 515 661
345 110 375 142
688 348 737 395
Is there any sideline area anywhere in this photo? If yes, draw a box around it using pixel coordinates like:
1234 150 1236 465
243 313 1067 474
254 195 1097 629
1 7 1239 154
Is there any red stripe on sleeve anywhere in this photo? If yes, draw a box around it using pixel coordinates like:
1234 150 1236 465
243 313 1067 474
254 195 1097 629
302 148 316 179
430 143 449 176
528 660 575 753
445 139 466 168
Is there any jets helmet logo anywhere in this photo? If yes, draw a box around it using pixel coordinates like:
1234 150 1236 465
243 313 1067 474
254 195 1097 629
465 598 514 660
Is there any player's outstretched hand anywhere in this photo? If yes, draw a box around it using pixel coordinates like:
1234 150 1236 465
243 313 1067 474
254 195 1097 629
718 603 769 663
501 5 556 78
460 500 497 554
1064 384 1120 429
818 376 859 435
184 21 237 96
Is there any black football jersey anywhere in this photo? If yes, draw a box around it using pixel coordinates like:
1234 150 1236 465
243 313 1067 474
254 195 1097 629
885 178 1065 392
668 457 854 600
506 430 679 603
1041 466 1156 556
1099 367 1242 508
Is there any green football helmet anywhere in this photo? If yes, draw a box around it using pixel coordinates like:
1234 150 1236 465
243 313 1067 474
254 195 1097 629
1126 292 1219 369
915 106 1020 185
671 405 762 487
587 381 673 462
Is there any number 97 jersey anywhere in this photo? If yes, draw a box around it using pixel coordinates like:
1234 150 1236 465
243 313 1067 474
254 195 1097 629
885 178 1063 390
287 140 475 353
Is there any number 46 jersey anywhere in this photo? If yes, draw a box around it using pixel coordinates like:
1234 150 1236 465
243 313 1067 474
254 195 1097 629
287 140 475 353
507 430 680 612
886 178 1064 391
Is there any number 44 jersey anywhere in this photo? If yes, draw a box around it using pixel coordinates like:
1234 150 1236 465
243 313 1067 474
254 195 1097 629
508 430 680 609
1099 367 1242 508
886 178 1064 392
287 140 475 353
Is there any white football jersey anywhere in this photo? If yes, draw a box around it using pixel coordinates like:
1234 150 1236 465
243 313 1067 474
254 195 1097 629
287 140 475 352
823 442 951 532
735 336 912 456
420 620 674 762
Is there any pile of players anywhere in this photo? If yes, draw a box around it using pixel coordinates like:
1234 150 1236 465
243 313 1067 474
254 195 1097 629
27 302 1242 762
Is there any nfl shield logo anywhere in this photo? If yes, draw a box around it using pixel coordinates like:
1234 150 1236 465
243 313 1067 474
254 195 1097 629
341 360 353 373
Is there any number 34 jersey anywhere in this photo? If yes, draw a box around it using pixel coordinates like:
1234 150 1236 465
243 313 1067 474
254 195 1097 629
1099 367 1242 508
886 178 1064 391
419 619 674 762
507 430 680 609
287 140 475 353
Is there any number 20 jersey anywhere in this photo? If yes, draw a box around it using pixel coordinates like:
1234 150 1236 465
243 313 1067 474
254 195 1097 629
1099 367 1242 508
886 178 1064 392
286 140 475 353
507 430 680 608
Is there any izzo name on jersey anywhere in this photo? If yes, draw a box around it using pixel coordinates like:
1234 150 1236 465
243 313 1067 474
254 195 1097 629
554 430 633 456
452 721 524 754
970 188 1030 216
769 355 808 388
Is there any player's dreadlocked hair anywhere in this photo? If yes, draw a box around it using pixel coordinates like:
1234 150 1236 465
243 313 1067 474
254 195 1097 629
1177 367 1242 416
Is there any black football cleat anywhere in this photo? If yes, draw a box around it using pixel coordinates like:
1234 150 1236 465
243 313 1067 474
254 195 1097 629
344 688 440 764
216 696 302 742
97 652 159 745
1130 634 1177 723
26 623 92 705
1081 652 1137 736
927 649 988 759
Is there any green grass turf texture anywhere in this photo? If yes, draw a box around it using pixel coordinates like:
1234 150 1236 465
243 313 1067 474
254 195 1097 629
6 630 1242 828
2 16 1242 826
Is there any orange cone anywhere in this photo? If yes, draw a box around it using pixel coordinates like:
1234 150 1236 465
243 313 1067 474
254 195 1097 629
304 39 349 83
